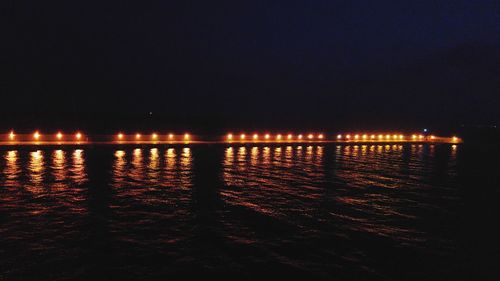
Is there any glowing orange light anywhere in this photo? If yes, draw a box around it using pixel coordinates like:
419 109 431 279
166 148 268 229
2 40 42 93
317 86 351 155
253 134 258 140
430 135 435 140
9 131 15 140
371 134 375 139
135 133 141 139
307 134 313 139
418 135 424 139
240 134 246 140
227 133 233 140
362 134 367 140
287 134 293 140
386 134 391 139
412 134 417 139
393 134 398 139
265 134 270 140
346 134 351 139
378 134 383 140
318 134 324 139
76 132 82 140
152 133 158 140
298 134 303 140
169 133 174 140
276 134 282 140
184 133 190 140
337 134 342 139
34 131 40 140
354 134 359 140
118 133 124 140
452 136 458 142
399 135 404 140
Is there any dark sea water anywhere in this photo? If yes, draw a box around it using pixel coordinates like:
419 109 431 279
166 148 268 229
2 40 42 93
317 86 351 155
0 144 499 281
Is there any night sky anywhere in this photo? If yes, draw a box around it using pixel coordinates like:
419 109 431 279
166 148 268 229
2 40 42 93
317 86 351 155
4 0 500 132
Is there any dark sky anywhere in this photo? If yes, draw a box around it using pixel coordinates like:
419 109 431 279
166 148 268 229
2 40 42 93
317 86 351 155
4 0 500 132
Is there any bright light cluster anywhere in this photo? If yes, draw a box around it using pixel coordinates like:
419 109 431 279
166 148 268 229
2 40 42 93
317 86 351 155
116 133 190 141
335 133 444 141
225 133 325 142
21 131 83 141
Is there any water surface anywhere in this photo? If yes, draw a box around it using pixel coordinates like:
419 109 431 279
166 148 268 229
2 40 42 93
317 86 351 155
0 144 498 280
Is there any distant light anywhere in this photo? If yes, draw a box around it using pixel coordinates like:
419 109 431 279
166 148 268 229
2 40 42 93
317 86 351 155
265 134 270 140
412 134 417 139
298 134 303 140
370 134 375 139
276 134 282 140
378 134 383 140
399 135 404 140
362 134 367 140
152 133 158 140
423 128 428 132
287 134 293 140
337 134 342 139
9 131 15 140
118 133 124 140
34 131 40 140
318 134 324 139
57 132 63 140
169 134 174 140
136 133 141 139
253 134 259 140
418 135 424 139
227 133 233 140
430 135 435 140
76 132 82 140
346 134 351 139
386 134 391 139
240 134 246 140
354 134 359 140
184 133 190 140
308 134 313 139
393 134 398 139
452 136 458 141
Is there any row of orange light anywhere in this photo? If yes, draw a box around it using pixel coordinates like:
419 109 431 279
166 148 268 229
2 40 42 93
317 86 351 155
6 131 191 141
226 133 324 141
337 134 424 140
336 134 457 141
7 131 83 141
4 131 459 142
116 133 190 141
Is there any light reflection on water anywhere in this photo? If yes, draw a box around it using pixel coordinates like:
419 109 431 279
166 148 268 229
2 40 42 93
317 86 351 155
111 147 193 189
0 144 464 280
70 149 87 185
4 150 20 187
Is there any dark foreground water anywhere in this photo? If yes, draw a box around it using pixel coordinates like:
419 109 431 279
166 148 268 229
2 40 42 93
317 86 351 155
0 144 499 281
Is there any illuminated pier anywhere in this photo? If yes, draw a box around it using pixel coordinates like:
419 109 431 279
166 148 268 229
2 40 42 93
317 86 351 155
0 131 462 146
